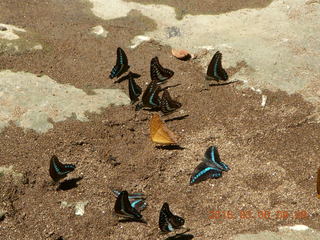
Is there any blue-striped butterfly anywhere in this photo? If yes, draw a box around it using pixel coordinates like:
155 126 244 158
135 80 162 111
159 202 185 232
112 189 147 212
109 47 130 79
127 72 142 104
151 57 174 84
206 51 228 81
160 89 181 115
49 155 76 182
190 146 230 185
114 190 143 220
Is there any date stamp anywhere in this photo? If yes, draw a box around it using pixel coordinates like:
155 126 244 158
208 210 309 220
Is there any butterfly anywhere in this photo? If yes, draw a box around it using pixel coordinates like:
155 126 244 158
49 155 76 182
159 202 185 232
317 168 320 199
109 47 130 79
135 80 162 111
112 189 147 212
114 190 143 220
206 51 228 81
150 56 174 84
127 72 142 104
190 146 230 185
150 113 177 145
160 89 182 115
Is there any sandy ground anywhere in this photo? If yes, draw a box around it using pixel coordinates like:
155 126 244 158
0 0 319 240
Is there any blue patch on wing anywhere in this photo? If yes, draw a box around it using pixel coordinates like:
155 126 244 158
190 146 229 185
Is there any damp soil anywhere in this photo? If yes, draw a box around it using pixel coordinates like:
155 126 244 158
0 0 319 240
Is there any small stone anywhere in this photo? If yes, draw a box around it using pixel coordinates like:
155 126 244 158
90 25 108 38
261 95 267 107
74 201 89 216
0 26 7 31
171 49 191 60
0 209 6 221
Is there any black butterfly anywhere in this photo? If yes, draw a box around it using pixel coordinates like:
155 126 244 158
109 47 130 79
190 146 230 185
160 89 182 115
114 190 143 220
150 57 174 84
135 80 162 111
127 72 142 104
112 189 147 212
49 155 76 182
159 202 185 232
206 51 228 81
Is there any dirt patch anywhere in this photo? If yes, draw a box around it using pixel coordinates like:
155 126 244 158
0 0 319 240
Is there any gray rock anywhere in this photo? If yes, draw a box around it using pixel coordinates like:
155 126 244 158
166 26 181 38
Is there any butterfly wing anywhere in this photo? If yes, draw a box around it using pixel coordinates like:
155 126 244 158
131 199 148 212
112 189 146 199
112 189 147 211
204 146 230 171
159 202 174 232
206 51 228 81
150 114 177 145
160 89 182 115
114 191 142 219
141 80 162 108
159 202 185 232
128 72 142 104
190 161 222 185
49 155 76 182
109 47 130 79
150 57 174 83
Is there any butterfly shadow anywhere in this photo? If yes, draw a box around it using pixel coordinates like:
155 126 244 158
118 218 147 224
114 72 141 84
165 232 194 240
164 115 189 123
176 54 191 61
156 145 185 150
208 80 239 87
57 177 83 191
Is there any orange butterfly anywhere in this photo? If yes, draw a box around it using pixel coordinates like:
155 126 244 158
150 113 177 145
317 167 320 199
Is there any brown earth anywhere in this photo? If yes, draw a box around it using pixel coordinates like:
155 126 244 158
0 0 319 240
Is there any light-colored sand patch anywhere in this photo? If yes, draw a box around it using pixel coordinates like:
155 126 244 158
0 23 26 40
0 23 43 54
0 71 130 133
89 0 320 103
233 225 320 240
130 35 151 48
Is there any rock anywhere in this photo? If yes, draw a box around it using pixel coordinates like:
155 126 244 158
261 95 267 107
74 201 89 216
0 209 6 221
90 25 108 38
171 49 191 60
60 200 89 216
